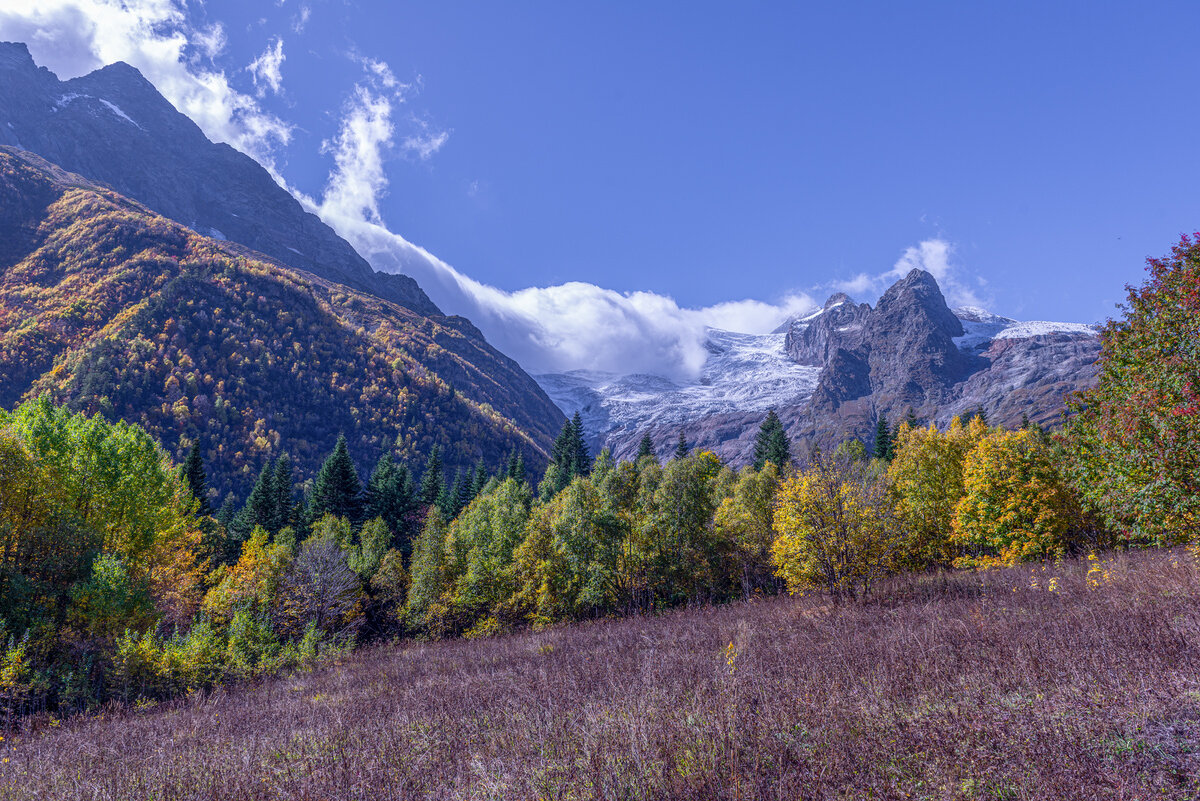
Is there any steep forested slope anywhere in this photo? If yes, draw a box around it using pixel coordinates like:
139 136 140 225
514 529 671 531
0 148 561 499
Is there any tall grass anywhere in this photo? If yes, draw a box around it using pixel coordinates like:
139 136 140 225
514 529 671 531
3 550 1199 799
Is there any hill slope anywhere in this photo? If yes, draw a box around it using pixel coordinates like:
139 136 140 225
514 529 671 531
0 147 562 498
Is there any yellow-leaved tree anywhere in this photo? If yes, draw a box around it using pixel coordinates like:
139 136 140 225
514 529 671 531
888 416 989 569
771 449 901 599
952 428 1083 566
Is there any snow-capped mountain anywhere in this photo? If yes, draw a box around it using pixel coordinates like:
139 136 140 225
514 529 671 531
536 273 1101 463
536 329 823 454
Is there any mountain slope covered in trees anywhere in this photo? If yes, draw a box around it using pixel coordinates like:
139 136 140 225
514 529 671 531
0 147 562 499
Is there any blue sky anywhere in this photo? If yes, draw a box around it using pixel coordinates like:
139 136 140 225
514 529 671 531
3 1 1199 375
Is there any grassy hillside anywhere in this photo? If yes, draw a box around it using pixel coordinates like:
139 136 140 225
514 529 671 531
3 550 1198 799
0 148 562 498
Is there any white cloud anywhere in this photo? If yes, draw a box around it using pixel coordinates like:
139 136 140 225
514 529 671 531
296 80 816 380
292 5 311 34
247 37 284 97
830 239 988 309
0 0 292 166
402 126 449 160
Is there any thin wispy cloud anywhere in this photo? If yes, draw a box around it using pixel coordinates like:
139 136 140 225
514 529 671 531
248 37 284 97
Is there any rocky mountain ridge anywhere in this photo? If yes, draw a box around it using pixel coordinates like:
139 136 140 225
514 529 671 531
0 41 438 317
539 270 1101 464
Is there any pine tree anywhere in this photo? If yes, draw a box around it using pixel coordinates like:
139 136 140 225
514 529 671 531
271 453 293 532
873 417 893 462
674 431 690 460
420 445 444 507
180 441 210 515
753 409 791 469
636 433 656 463
307 435 364 524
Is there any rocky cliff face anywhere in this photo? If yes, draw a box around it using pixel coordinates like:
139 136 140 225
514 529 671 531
0 41 438 316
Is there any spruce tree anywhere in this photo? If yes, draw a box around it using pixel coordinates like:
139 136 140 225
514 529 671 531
636 433 655 463
1021 412 1031 430
873 417 893 462
674 431 690 460
420 446 444 507
228 459 275 555
904 407 919 429
307 435 364 524
510 452 526 486
753 409 791 469
181 441 210 515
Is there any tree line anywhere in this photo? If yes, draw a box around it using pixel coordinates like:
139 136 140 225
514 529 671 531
2 234 1198 716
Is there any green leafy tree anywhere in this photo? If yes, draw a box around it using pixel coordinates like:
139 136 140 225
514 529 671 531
1065 235 1200 545
753 409 791 469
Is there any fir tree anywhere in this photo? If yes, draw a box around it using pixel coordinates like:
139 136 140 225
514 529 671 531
872 417 893 462
674 431 690 460
420 445 444 508
636 433 656 463
180 441 210 515
904 407 919 429
436 470 457 521
270 453 293 533
471 458 488 497
366 451 418 547
753 409 791 469
510 452 526 486
229 458 275 554
569 411 590 477
454 467 473 516
1021 412 1031 430
307 435 364 524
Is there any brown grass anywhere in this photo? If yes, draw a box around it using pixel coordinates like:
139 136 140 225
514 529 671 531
3 549 1199 800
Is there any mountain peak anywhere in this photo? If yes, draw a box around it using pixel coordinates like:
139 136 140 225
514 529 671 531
824 292 853 309
0 41 35 71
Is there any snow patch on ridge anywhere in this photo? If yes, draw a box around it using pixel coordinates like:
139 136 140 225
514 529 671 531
537 328 821 444
952 306 1098 351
